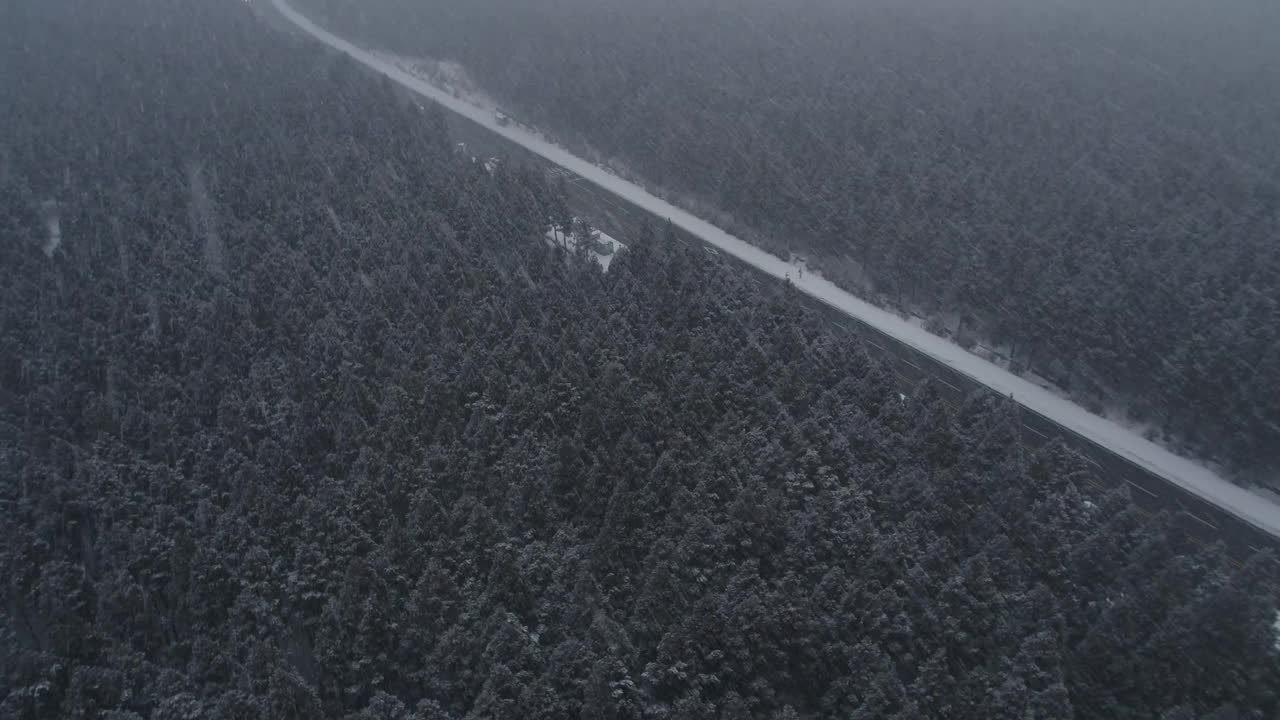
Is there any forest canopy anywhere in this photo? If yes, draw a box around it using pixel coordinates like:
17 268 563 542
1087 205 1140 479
297 0 1280 483
1 0 1278 718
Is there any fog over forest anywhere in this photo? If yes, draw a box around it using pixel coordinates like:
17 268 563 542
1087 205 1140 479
2 0 1278 718
303 0 1280 484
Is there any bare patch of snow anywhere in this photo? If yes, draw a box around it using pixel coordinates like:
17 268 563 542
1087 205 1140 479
1022 368 1063 394
43 218 62 258
187 162 226 276
1274 612 1280 653
325 205 342 234
373 52 503 116
1255 485 1280 508
0 144 12 184
145 294 161 343
545 219 625 273
39 200 61 258
971 341 1013 367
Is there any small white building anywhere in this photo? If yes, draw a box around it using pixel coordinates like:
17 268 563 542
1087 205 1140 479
544 219 626 273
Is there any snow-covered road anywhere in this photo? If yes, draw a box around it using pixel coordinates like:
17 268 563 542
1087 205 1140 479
270 0 1280 539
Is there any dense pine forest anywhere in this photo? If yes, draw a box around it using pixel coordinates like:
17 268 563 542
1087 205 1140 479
296 0 1280 482
2 0 1279 718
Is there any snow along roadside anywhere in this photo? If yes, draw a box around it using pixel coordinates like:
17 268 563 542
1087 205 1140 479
270 0 1280 539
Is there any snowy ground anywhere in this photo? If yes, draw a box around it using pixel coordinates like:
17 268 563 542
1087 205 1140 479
373 52 505 117
40 200 61 258
43 216 61 258
271 0 1280 539
545 222 626 273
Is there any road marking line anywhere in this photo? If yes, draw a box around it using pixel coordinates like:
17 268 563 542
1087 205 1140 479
1248 545 1265 554
902 359 921 371
1124 479 1158 498
1022 424 1049 440
938 378 962 393
1184 511 1219 531
867 341 885 352
1086 457 1102 469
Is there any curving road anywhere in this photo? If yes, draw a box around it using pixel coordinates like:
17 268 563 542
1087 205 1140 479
266 0 1280 556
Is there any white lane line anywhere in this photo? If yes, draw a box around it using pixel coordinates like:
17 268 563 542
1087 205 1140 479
1124 478 1158 498
902 359 921 371
867 341 885 352
1184 511 1219 531
1022 423 1049 440
938 378 962 393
